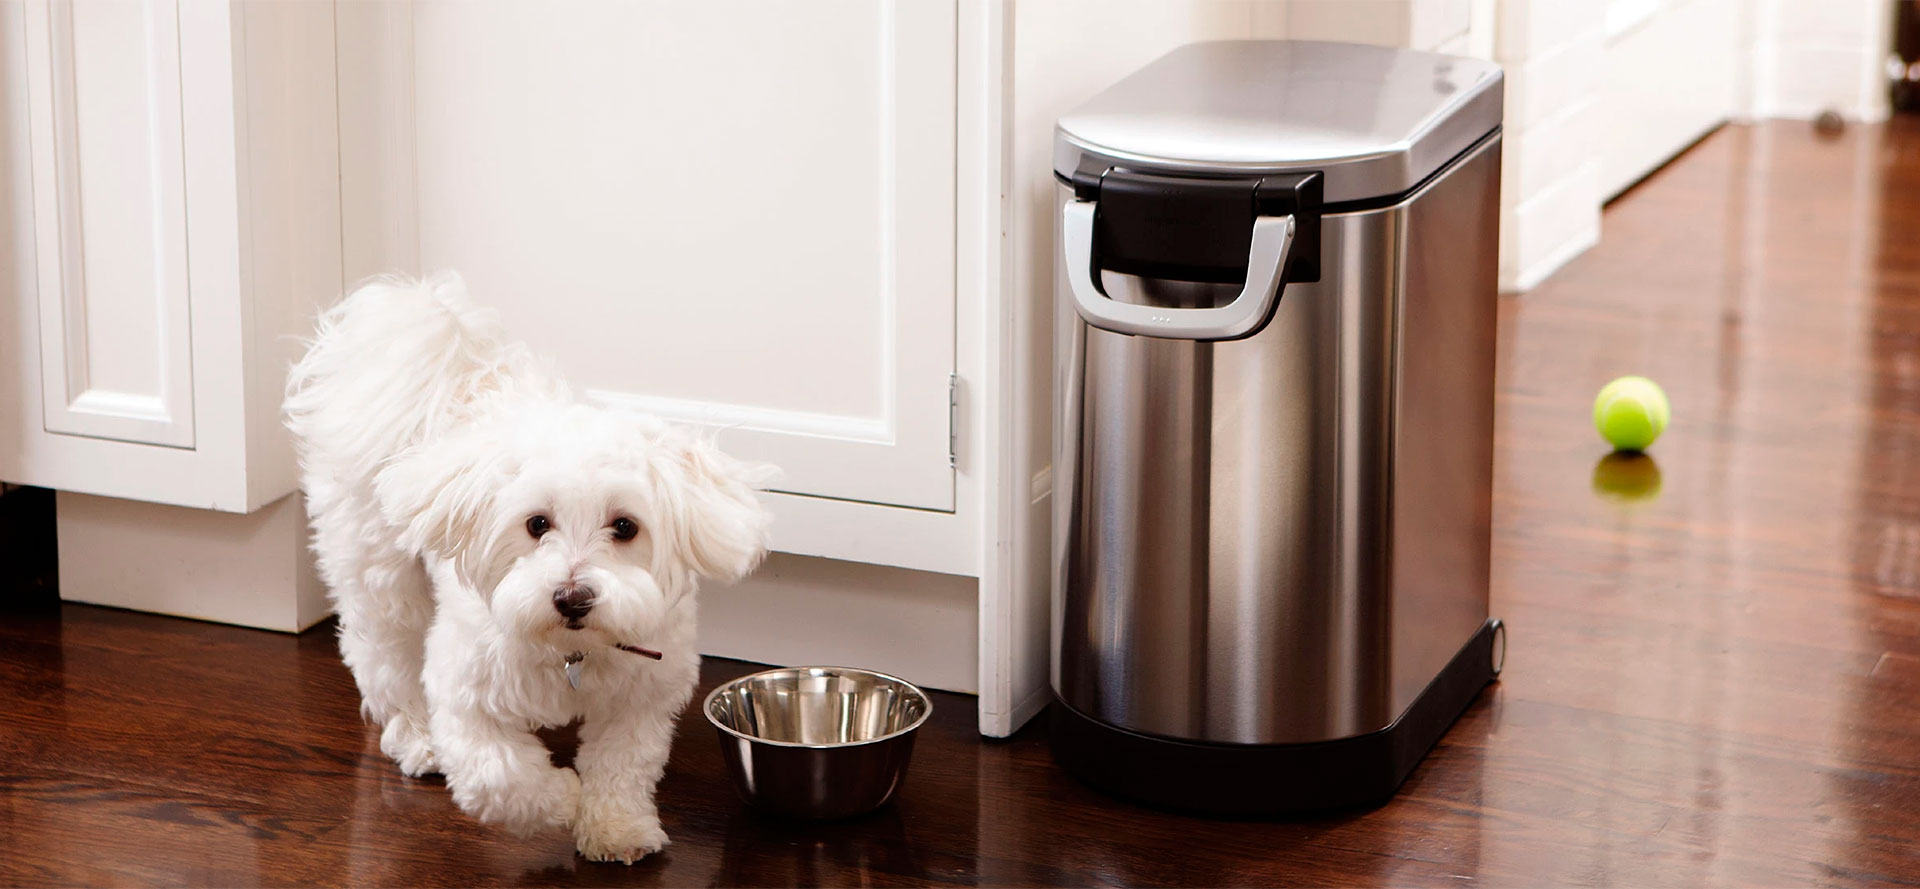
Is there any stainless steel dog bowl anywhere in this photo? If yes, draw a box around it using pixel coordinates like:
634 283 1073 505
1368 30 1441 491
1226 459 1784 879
704 666 932 819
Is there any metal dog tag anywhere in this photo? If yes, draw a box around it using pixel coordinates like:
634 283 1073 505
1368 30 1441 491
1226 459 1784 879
563 651 587 689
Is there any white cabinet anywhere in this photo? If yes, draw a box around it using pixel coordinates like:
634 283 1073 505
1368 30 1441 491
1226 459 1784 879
408 1 959 514
2 0 340 511
23 0 196 449
339 0 980 574
1 0 341 630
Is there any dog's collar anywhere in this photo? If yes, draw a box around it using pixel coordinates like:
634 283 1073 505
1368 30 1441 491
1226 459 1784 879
560 644 665 690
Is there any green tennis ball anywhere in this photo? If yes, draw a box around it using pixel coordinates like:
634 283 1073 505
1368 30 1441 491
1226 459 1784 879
1593 376 1670 452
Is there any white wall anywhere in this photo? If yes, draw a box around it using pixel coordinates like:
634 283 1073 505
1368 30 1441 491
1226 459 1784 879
1492 1 1606 291
1745 0 1895 122
1600 0 1742 199
1264 0 1473 49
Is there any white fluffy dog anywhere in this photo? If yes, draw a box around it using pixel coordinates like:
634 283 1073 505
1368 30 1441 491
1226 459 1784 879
284 273 771 862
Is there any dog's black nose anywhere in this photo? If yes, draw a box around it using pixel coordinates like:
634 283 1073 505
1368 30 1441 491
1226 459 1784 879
553 584 594 622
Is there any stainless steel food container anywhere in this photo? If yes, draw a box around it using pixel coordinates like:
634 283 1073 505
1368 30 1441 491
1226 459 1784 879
704 666 932 820
1049 40 1507 814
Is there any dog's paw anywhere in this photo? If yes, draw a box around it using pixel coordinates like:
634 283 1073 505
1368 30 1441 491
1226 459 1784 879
574 811 669 864
379 715 439 777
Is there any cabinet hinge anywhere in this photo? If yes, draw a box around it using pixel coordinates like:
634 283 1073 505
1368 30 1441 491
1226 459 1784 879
947 372 959 469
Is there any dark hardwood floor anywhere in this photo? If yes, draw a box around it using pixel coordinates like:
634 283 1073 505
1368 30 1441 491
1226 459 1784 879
6 117 1920 887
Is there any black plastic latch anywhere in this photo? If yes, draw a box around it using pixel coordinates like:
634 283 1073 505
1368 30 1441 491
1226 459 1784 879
1075 164 1322 287
1255 172 1322 284
1071 157 1106 202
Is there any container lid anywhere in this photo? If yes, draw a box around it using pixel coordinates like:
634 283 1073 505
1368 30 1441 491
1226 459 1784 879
1054 40 1503 205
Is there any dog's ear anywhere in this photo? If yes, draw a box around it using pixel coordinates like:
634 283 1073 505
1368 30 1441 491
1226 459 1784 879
373 428 512 586
649 428 776 587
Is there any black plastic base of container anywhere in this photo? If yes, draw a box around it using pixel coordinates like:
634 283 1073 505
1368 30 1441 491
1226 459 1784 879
1048 618 1503 816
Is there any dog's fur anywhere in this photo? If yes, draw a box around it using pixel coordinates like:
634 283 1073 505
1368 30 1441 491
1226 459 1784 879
285 273 771 862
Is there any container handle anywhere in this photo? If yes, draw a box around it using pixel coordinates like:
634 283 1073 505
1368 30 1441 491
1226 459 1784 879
1062 200 1294 341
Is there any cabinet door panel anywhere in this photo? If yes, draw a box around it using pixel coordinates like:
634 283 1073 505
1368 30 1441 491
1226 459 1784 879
22 0 194 448
411 0 957 511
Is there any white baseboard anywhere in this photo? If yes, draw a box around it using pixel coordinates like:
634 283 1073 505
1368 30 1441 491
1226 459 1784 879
979 683 1051 738
699 552 980 694
56 491 326 632
1503 222 1600 293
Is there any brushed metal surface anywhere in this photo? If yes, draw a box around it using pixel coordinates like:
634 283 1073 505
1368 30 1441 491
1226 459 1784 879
1385 141 1502 719
705 666 931 819
1054 40 1503 203
1051 137 1500 746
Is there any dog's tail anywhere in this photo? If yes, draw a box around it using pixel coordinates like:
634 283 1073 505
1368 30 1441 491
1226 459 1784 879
285 272 548 507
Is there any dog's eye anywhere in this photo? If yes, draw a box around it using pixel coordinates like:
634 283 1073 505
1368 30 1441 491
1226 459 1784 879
610 517 639 541
526 515 551 538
